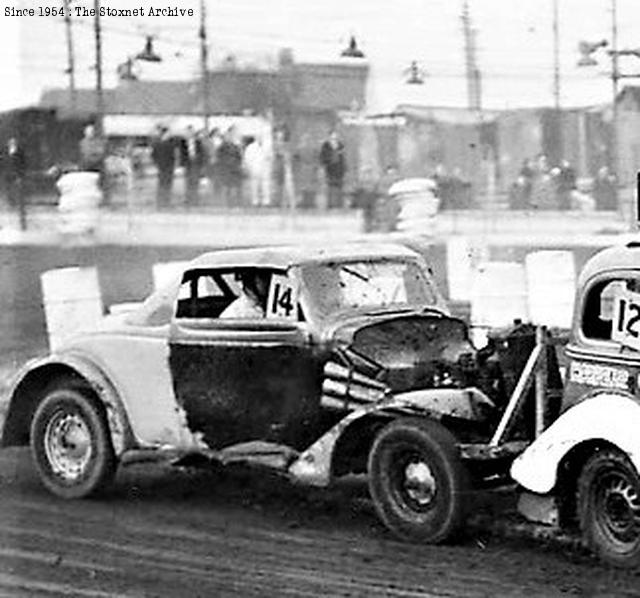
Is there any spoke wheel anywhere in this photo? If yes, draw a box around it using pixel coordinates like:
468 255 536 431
578 448 640 567
31 385 116 499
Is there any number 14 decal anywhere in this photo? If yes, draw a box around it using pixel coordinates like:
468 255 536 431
266 274 299 320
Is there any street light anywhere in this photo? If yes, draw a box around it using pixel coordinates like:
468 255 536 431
136 35 162 62
118 36 163 81
577 40 608 67
404 61 426 85
341 36 365 58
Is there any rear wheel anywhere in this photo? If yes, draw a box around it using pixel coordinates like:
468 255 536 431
577 448 640 568
368 418 469 543
30 384 117 499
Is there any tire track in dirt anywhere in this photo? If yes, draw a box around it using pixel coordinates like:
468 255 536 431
2 448 640 597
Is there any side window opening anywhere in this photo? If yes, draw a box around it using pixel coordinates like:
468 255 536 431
176 271 233 319
582 277 640 341
175 267 305 321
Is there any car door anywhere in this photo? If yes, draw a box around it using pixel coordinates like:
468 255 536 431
168 268 323 451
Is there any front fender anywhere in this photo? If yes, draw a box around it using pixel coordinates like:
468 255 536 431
2 352 134 456
288 389 488 487
511 393 640 494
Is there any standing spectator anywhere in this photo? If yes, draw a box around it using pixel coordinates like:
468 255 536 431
593 165 617 211
432 164 453 209
79 124 107 205
377 165 401 232
243 136 271 207
293 133 318 209
4 137 27 230
79 125 106 172
203 127 223 204
319 130 347 209
216 127 243 207
351 166 380 232
517 158 534 207
151 125 176 208
178 125 205 206
556 159 576 210
530 154 555 209
272 127 293 208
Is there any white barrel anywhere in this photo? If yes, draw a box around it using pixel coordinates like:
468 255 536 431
389 178 440 235
525 250 576 329
152 261 189 290
57 171 102 235
446 236 489 302
41 266 103 351
471 262 528 329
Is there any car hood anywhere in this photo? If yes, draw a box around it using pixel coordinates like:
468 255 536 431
324 310 478 394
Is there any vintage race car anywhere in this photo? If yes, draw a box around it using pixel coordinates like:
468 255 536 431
1 243 514 543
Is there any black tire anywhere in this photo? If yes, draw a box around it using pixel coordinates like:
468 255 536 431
577 448 640 568
368 418 469 543
30 384 117 499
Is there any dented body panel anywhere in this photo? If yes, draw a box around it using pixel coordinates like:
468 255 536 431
288 387 493 486
511 393 640 494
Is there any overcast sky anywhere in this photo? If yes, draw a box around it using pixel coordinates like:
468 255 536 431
1 0 639 112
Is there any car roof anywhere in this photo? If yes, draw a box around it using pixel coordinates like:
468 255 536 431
187 243 420 270
578 243 640 288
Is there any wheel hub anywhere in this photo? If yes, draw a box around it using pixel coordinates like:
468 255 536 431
403 460 436 506
44 412 92 481
600 474 640 542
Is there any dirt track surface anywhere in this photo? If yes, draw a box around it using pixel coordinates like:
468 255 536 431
1 448 639 598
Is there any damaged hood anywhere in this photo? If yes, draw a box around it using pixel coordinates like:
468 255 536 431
327 311 478 394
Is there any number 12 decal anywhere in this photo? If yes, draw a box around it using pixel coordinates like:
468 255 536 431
612 288 640 350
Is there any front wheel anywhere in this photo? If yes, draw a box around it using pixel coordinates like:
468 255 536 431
30 384 117 499
368 418 469 543
577 448 640 568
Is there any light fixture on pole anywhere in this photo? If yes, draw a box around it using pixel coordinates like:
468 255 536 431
577 39 608 67
404 61 425 85
136 35 162 62
117 57 139 81
341 36 365 58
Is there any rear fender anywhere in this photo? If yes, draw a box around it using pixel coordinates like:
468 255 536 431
511 392 640 494
1 353 133 456
288 389 488 487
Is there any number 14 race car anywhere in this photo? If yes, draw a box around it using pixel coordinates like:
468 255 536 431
1 244 525 544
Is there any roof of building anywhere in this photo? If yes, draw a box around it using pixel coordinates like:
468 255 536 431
40 61 369 120
396 104 500 125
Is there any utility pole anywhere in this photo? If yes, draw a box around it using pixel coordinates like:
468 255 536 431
552 0 563 163
461 0 482 113
461 1 490 205
199 0 210 131
552 0 560 111
62 0 76 112
610 0 620 213
93 0 104 135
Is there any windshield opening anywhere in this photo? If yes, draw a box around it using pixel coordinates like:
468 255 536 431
301 259 438 321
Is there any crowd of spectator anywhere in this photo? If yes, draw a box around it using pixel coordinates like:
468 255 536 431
147 124 351 210
508 154 618 211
